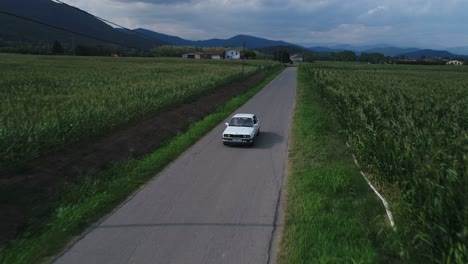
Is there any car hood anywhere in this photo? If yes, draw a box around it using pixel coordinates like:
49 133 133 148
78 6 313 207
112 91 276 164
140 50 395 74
223 126 255 136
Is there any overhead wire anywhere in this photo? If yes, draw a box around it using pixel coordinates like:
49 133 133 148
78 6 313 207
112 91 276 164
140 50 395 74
0 10 142 50
0 0 175 51
53 0 173 46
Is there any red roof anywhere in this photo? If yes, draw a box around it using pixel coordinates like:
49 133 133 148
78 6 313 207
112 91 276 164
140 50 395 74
206 50 224 55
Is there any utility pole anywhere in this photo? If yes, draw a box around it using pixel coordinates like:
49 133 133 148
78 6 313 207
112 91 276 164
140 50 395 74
242 40 245 76
71 33 75 56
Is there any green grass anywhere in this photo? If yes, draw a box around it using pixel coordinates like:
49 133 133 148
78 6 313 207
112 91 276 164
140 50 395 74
0 64 284 264
277 64 396 263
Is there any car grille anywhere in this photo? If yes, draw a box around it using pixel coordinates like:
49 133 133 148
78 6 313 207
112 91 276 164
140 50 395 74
223 134 249 138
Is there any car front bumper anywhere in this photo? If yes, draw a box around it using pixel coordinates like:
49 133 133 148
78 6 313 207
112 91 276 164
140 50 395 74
222 137 254 145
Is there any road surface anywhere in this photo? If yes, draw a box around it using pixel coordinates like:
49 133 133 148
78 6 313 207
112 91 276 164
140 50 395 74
53 67 297 264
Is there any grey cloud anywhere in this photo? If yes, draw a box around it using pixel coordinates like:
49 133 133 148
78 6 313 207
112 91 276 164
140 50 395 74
115 0 192 4
60 0 468 47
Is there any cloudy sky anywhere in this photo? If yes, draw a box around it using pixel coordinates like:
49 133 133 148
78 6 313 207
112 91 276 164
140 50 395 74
60 0 468 48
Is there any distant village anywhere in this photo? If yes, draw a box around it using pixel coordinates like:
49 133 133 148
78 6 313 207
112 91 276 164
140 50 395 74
181 48 465 66
397 58 464 65
182 49 240 59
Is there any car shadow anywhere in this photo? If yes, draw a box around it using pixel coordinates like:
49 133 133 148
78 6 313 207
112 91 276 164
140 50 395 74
254 131 284 149
226 131 283 149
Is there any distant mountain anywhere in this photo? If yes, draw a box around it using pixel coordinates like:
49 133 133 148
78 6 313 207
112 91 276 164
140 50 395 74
134 28 300 49
307 46 345 53
329 43 393 52
255 45 309 55
308 45 423 57
362 47 420 57
446 46 468 56
0 0 165 50
400 49 466 59
127 28 192 46
306 45 468 59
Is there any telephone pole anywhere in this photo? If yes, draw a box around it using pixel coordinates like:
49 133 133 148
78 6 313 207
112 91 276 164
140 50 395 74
242 40 245 76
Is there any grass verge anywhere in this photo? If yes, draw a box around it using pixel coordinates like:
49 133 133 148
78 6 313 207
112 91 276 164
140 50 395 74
0 65 284 264
277 65 398 263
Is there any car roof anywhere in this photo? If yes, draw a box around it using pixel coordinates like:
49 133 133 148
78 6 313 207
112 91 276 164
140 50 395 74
232 113 255 118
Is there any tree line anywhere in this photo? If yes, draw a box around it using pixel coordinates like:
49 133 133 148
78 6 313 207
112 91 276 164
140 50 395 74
277 49 467 65
0 40 154 57
1 40 467 65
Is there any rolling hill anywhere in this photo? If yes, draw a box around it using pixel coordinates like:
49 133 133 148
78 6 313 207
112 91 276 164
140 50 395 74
447 46 468 56
133 28 300 49
0 0 166 50
255 45 310 55
307 46 345 53
361 47 420 57
399 49 467 59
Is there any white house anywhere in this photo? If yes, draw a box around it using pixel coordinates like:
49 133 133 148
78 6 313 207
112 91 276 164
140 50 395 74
224 50 241 59
446 60 464 65
182 52 202 59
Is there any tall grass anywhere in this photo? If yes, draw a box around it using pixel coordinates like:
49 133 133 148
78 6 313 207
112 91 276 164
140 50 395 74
0 55 276 175
303 62 467 262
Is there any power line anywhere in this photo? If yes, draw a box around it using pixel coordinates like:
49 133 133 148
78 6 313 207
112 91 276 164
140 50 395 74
0 0 177 51
0 9 141 50
54 0 172 46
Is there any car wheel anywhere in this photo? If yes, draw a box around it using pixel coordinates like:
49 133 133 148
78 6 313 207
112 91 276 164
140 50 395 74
256 128 260 136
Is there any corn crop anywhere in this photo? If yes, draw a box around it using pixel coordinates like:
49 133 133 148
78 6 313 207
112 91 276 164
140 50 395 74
0 55 276 175
301 62 467 263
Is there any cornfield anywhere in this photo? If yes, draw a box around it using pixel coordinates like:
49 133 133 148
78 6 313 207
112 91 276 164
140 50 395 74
301 62 467 263
0 54 276 175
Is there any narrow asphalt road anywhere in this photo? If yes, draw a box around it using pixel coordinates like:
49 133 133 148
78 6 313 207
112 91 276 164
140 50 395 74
53 67 297 264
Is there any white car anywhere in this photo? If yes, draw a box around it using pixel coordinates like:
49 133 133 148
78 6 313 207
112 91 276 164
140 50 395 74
222 113 260 145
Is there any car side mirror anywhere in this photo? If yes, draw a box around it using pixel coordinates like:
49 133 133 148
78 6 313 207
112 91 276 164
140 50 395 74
225 122 229 126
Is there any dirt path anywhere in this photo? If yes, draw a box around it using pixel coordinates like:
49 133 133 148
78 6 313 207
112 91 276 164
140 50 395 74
0 72 266 243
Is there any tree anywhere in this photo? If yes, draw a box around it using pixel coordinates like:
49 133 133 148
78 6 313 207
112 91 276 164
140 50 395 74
74 45 113 56
273 50 291 63
243 50 256 59
302 51 316 63
333 50 357 61
359 52 386 64
52 40 64 54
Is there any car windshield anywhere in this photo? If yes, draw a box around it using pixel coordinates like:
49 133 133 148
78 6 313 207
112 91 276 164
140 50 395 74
229 117 254 127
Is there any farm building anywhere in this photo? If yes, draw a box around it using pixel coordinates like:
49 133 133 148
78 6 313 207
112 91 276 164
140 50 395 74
446 60 464 65
224 49 241 59
182 52 202 59
290 54 303 64
205 50 224 59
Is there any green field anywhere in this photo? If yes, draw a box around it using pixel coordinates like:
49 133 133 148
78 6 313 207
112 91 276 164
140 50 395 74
0 55 283 263
0 54 276 174
2 55 466 263
299 62 467 262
